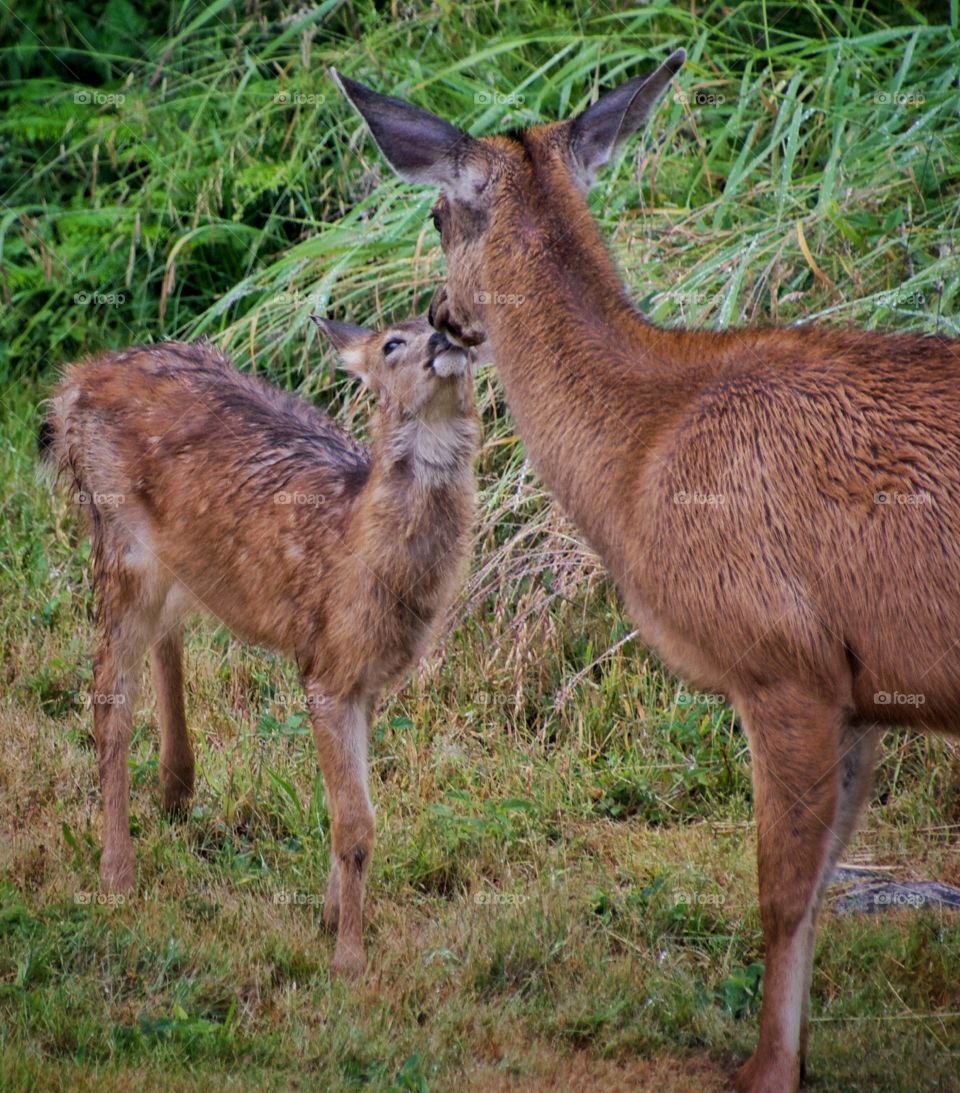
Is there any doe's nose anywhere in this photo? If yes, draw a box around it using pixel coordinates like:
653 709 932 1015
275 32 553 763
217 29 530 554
428 285 447 329
427 331 453 356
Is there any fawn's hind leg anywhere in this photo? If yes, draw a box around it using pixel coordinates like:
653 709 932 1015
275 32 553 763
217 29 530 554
323 856 341 930
152 629 194 815
92 523 167 894
304 684 375 977
94 603 159 894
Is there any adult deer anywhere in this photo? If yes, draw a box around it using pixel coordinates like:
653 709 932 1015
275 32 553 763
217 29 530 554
334 51 960 1091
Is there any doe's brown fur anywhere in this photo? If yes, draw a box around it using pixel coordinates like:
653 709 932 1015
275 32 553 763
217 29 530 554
337 54 960 1090
46 318 479 975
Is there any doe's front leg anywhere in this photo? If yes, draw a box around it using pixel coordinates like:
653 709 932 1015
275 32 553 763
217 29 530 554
734 683 856 1093
304 684 375 977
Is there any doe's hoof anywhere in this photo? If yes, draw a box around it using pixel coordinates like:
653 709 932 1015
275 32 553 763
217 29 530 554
99 849 136 896
330 944 366 979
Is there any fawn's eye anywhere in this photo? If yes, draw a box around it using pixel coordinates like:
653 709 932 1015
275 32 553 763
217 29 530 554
430 210 442 234
382 338 404 359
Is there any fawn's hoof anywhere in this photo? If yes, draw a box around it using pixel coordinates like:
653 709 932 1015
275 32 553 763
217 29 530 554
161 786 193 818
330 944 366 979
99 849 136 895
161 767 194 817
322 897 340 931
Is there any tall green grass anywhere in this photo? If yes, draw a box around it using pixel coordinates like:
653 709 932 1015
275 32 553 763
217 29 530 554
2 1 958 384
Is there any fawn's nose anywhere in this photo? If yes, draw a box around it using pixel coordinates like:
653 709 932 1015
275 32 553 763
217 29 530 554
427 330 469 379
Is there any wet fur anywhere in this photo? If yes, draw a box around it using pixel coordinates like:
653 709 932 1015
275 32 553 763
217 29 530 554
46 328 479 974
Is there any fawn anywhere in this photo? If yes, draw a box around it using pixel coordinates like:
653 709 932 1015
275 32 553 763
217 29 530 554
335 53 960 1089
44 317 479 974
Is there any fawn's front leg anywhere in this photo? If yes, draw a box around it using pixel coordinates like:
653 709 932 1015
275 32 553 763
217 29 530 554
304 684 375 977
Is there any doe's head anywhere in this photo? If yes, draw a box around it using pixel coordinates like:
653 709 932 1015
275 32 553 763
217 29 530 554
332 50 684 346
313 315 474 419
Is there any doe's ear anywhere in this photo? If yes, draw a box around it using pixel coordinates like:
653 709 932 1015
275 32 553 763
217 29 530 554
331 69 490 204
312 316 374 384
567 48 685 191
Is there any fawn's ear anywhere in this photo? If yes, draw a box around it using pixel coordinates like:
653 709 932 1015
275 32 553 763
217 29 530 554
312 317 375 384
332 70 491 205
566 48 685 191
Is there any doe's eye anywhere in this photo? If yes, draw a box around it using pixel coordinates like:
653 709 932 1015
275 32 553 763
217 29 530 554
430 210 442 234
382 338 404 358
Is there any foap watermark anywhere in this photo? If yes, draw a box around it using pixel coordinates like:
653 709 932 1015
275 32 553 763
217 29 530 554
874 90 926 107
75 890 127 906
273 890 322 906
74 90 125 107
75 291 125 307
874 691 925 707
879 288 926 310
263 691 333 711
468 690 499 707
659 288 714 310
80 692 126 708
673 490 725 505
872 889 926 909
275 91 326 106
473 891 529 906
274 490 326 507
673 890 727 907
272 289 323 308
874 490 932 507
74 490 124 507
475 290 525 307
674 89 726 107
474 89 525 107
676 691 726 707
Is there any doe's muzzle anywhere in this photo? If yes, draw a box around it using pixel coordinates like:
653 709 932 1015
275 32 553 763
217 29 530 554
428 284 485 349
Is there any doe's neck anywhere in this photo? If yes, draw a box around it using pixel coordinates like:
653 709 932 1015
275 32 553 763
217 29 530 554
477 155 692 566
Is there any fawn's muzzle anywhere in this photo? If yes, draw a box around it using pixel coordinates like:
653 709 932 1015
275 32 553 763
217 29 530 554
428 331 469 378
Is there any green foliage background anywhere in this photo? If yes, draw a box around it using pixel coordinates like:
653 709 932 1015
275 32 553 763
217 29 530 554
2 0 958 388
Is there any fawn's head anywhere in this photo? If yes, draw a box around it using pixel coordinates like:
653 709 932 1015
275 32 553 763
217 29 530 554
313 315 473 420
333 50 684 346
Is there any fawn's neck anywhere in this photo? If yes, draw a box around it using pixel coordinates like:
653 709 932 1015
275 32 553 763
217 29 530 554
370 406 478 494
356 405 478 573
480 158 705 572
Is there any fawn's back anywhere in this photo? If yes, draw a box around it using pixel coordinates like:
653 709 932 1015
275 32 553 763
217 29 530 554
50 333 477 693
51 342 370 656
